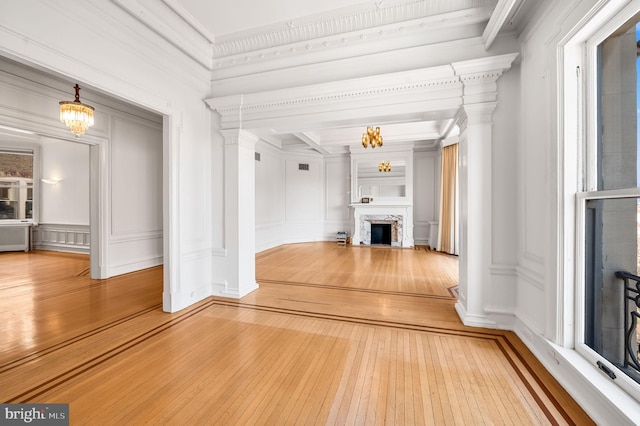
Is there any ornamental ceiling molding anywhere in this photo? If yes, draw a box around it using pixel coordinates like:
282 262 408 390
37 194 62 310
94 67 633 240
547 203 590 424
207 70 462 119
212 0 497 60
232 77 461 115
207 53 518 120
213 8 490 71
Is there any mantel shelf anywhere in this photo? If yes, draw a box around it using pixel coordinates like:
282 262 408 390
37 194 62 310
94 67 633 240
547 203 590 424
350 203 413 208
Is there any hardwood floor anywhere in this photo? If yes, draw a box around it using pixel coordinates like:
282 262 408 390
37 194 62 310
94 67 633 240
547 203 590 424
0 244 593 425
256 243 459 298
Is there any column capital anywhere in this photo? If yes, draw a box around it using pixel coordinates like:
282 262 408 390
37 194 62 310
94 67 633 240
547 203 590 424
221 129 260 149
454 102 497 133
452 53 519 104
463 102 497 126
454 108 468 134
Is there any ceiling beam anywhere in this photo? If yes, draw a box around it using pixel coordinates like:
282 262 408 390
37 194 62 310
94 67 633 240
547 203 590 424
439 118 457 140
482 0 525 49
293 132 331 155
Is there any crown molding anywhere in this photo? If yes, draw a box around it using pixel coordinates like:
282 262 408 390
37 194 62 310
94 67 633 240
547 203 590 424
452 52 519 103
206 65 461 121
207 53 518 124
108 0 501 75
111 0 213 68
212 4 495 65
451 52 519 74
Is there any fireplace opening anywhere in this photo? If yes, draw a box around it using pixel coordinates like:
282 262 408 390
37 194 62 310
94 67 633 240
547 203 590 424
371 223 392 245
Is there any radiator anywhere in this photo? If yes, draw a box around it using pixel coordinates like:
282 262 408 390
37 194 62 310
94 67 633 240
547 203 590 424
0 224 30 252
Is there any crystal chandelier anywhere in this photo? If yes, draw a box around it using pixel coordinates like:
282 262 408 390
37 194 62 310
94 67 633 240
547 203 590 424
378 161 391 172
59 84 95 136
362 126 383 149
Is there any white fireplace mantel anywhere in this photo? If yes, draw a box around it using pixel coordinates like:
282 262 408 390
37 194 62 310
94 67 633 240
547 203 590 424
350 203 414 248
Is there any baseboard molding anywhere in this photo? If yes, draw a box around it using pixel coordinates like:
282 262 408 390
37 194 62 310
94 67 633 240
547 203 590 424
484 305 517 330
163 285 211 313
34 242 90 254
454 301 498 328
108 256 163 277
211 280 259 299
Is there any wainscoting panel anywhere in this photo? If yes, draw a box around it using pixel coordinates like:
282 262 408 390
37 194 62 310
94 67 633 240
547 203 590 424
32 223 90 254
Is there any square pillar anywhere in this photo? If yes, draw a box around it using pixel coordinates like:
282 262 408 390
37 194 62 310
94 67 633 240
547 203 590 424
456 103 497 327
451 53 518 328
220 129 259 298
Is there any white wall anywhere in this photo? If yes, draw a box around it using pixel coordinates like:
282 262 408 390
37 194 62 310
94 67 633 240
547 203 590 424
413 149 440 246
35 139 91 253
108 113 163 276
255 142 437 252
255 143 333 251
516 2 555 336
486 62 520 321
255 141 286 251
283 155 324 242
40 140 89 225
324 155 351 239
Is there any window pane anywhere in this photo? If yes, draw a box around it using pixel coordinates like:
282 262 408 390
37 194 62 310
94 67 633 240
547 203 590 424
585 197 640 383
598 21 639 190
0 151 34 221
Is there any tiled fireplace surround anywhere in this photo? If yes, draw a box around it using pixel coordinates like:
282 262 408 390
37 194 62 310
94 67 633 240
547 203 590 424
351 204 413 248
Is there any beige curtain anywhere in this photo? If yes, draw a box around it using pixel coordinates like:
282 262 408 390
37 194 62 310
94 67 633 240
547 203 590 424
438 143 458 255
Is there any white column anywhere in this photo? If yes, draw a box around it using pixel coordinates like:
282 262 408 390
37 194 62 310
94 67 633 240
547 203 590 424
455 103 497 327
221 129 259 298
451 54 518 328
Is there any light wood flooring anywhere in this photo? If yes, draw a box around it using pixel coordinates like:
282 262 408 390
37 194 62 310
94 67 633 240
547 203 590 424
0 243 593 425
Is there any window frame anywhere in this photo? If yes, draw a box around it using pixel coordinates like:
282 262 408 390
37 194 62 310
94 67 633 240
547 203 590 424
567 0 640 403
575 189 640 401
0 142 41 225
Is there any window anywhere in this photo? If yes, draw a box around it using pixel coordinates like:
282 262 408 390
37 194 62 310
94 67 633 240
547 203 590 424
0 149 34 221
576 12 640 400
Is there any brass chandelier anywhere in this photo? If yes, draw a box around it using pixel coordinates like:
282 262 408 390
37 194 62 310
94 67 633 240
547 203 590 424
378 161 391 172
362 126 383 149
59 84 94 136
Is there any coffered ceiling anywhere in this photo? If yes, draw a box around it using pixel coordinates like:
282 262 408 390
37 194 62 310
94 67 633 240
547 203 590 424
172 0 532 154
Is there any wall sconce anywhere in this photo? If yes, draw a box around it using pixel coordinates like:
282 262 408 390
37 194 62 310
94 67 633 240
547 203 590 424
378 161 391 172
41 178 61 185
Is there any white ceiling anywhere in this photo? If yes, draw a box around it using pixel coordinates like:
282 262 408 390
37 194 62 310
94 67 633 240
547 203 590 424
173 0 523 154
